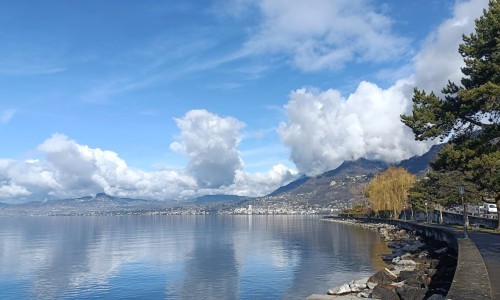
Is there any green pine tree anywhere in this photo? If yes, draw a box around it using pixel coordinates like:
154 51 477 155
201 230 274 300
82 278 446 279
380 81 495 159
401 0 500 228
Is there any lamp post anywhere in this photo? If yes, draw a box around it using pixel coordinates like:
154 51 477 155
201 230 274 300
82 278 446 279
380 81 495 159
459 186 468 238
425 201 428 223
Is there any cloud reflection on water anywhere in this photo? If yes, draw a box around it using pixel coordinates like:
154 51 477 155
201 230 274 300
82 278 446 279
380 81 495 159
0 216 389 299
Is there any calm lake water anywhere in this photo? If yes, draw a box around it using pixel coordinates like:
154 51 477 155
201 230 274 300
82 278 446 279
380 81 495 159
0 215 389 299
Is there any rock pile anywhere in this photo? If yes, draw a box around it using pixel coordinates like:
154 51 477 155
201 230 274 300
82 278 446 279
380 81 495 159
307 219 456 300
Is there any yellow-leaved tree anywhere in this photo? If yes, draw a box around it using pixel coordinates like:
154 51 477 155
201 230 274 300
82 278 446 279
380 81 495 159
365 167 416 218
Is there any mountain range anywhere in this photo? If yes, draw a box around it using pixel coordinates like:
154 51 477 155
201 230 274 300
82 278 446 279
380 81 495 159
0 144 443 215
247 144 443 208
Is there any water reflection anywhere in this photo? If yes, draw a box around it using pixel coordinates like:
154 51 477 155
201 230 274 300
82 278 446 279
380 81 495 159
0 216 389 300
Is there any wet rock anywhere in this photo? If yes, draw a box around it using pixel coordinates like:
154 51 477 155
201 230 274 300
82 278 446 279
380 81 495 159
372 284 399 300
356 292 371 298
395 284 427 300
399 270 417 281
417 250 429 258
397 259 417 266
381 253 398 262
434 247 448 255
327 283 351 295
367 281 378 289
349 278 368 292
429 259 440 269
390 281 405 288
404 272 431 288
401 241 425 253
368 269 397 285
425 268 437 278
306 294 337 300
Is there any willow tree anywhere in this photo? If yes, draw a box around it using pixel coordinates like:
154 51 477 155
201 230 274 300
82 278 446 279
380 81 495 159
401 0 500 228
366 167 416 218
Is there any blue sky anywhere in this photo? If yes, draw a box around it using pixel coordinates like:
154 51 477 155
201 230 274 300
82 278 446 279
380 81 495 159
0 0 489 202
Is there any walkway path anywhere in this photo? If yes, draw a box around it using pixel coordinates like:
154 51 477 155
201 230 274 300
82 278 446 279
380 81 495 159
440 225 500 300
468 231 500 300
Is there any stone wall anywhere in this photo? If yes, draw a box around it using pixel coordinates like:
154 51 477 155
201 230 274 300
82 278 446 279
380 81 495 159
446 239 492 300
357 218 459 250
345 218 492 299
436 211 499 229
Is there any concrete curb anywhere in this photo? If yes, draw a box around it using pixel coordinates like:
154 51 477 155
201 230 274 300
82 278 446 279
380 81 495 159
325 217 494 299
446 238 492 300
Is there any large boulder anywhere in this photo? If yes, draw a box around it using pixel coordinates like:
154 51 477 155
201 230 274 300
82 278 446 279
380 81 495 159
327 283 351 295
368 269 397 285
395 284 428 300
404 271 431 288
401 240 425 253
397 259 417 266
349 277 368 291
399 270 418 281
357 292 371 298
372 284 399 300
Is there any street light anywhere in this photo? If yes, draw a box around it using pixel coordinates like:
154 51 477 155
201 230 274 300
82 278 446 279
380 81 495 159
425 200 428 223
459 185 468 238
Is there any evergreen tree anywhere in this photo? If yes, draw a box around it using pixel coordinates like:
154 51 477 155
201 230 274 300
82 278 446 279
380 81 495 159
401 0 500 228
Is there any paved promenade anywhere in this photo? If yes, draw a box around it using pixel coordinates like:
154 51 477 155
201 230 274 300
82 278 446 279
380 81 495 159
468 230 500 300
442 225 500 300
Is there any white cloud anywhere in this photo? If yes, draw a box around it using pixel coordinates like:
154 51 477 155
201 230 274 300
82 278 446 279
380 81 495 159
36 133 198 199
241 0 409 71
277 0 488 175
217 164 298 197
279 81 431 175
170 109 245 188
0 109 16 124
413 0 488 93
0 183 31 198
0 116 297 201
0 134 198 201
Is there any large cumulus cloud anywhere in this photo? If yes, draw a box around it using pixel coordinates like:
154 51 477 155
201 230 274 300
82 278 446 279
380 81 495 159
170 109 245 188
279 80 430 175
0 128 296 202
0 134 198 201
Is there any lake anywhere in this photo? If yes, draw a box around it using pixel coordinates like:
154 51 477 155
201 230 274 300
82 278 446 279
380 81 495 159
0 215 389 299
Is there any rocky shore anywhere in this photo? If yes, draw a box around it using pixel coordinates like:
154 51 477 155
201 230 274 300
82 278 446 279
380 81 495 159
307 218 457 300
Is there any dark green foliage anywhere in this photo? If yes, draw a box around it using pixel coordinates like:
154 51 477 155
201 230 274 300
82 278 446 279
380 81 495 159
401 1 500 228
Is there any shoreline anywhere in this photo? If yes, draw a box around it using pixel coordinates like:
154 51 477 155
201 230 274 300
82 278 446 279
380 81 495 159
307 218 457 300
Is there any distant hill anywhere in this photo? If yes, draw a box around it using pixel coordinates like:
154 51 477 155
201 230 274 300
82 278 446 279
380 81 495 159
252 145 443 209
0 144 444 215
0 193 170 216
269 175 310 196
252 158 388 209
396 144 444 175
322 158 388 178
